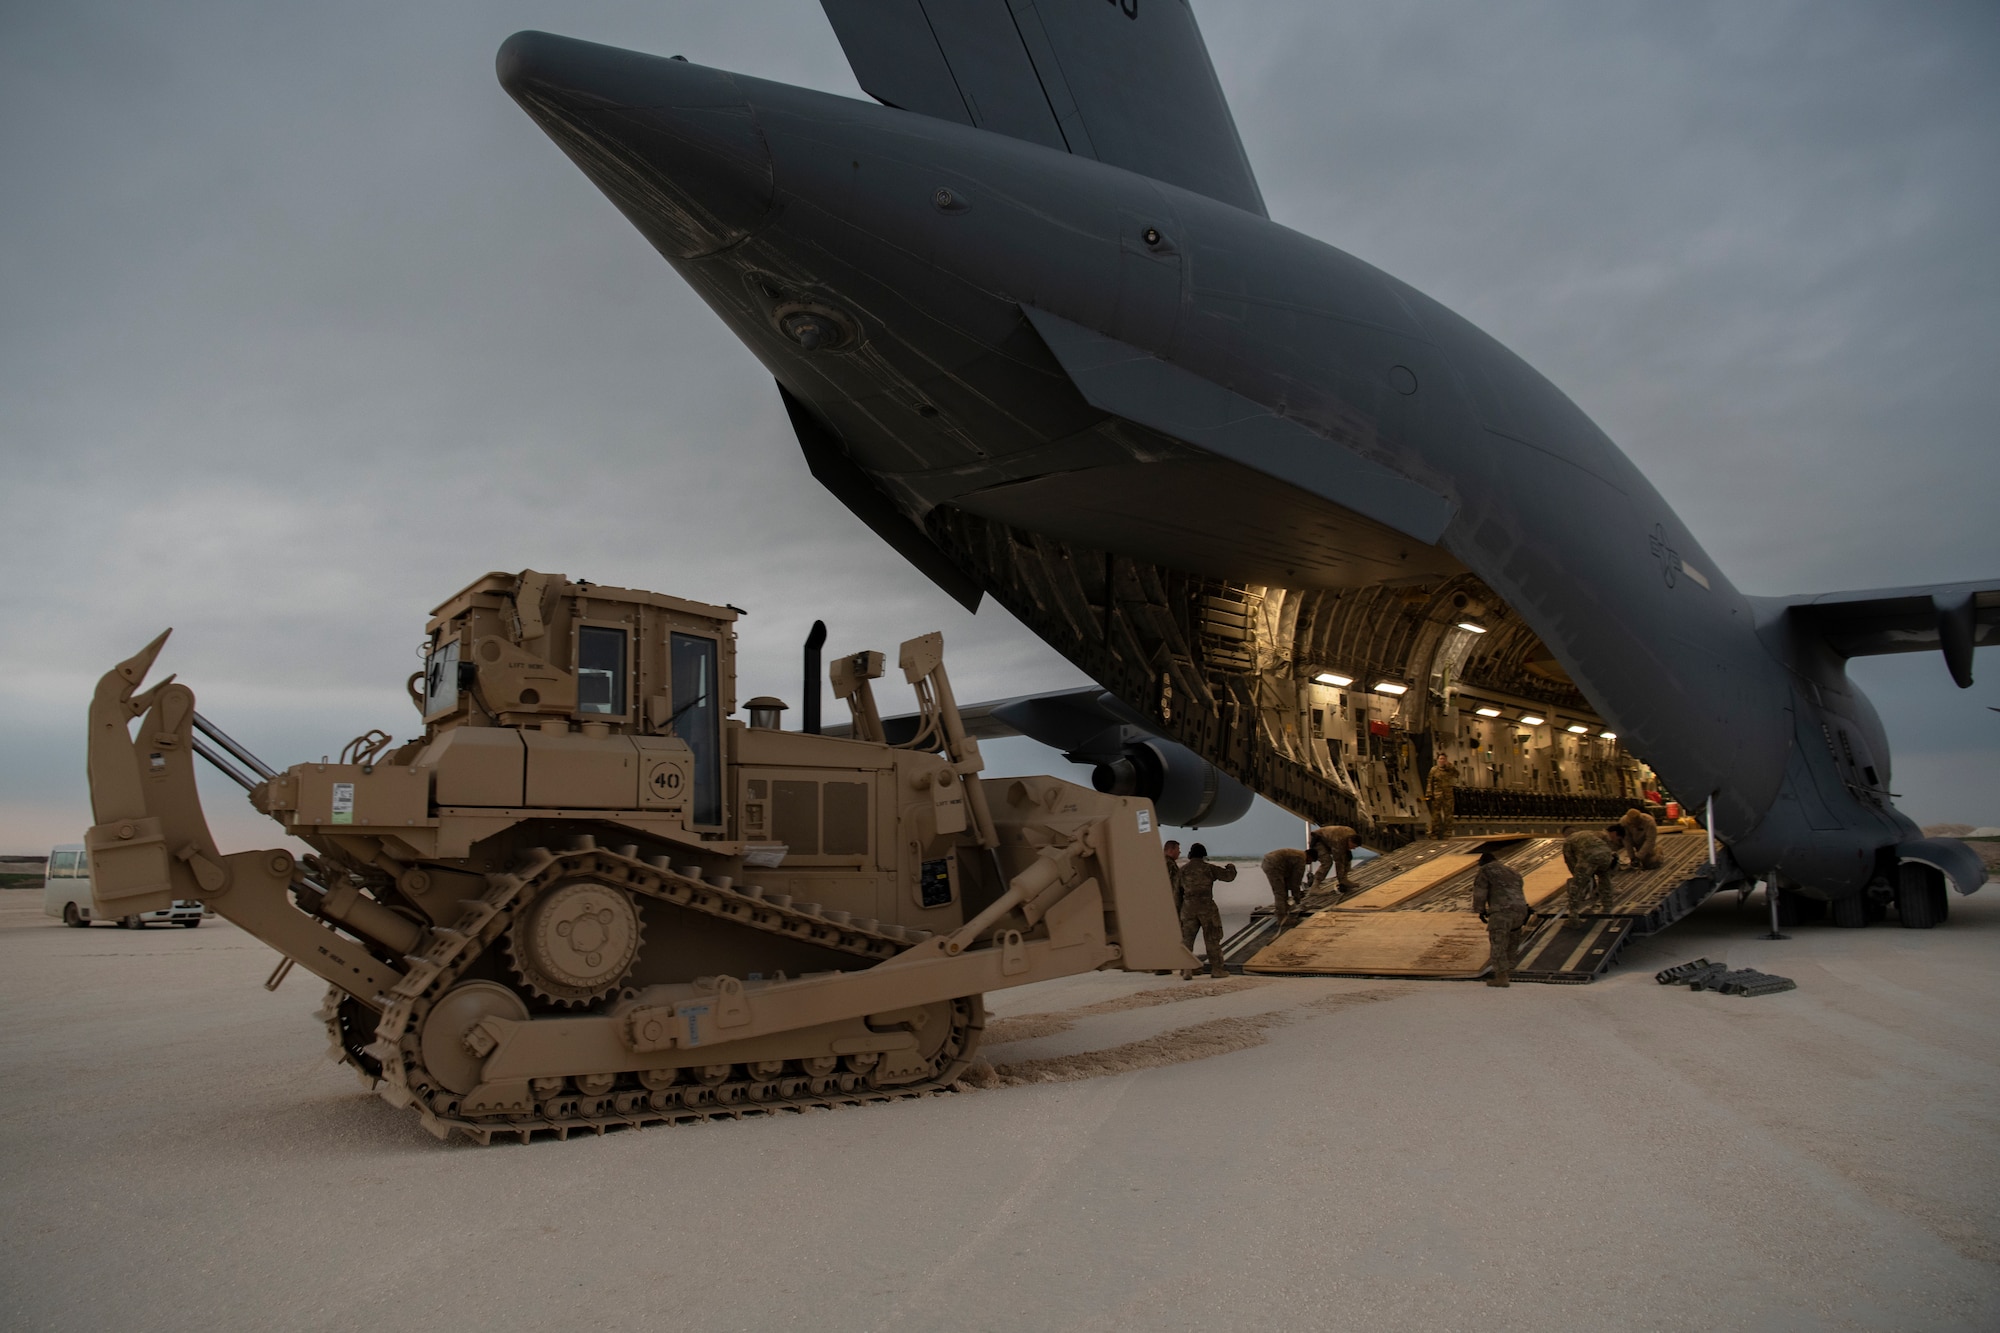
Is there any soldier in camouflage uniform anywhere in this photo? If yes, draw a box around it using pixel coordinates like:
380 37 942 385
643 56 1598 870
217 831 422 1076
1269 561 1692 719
1425 757 1458 839
1605 809 1661 870
1162 839 1184 917
1561 825 1618 918
1177 843 1236 979
1308 824 1358 892
1471 848 1529 987
1260 846 1308 928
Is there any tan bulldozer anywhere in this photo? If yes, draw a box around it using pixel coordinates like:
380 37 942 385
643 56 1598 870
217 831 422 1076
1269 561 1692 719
86 570 1193 1141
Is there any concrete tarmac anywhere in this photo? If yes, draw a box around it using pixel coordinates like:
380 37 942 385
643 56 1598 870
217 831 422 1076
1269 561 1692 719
2 884 1996 1332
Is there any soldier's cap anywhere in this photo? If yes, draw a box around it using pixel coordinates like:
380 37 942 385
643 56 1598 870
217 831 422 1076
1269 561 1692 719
1189 842 1207 858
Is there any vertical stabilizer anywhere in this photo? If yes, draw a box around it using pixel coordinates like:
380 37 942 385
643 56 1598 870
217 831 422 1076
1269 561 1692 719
821 0 1266 216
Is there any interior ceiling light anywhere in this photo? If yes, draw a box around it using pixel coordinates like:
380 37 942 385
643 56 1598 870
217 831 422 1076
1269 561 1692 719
1313 671 1353 687
1518 714 1545 726
1599 731 1618 741
1456 620 1488 634
1473 706 1502 718
1567 724 1591 734
1372 681 1409 696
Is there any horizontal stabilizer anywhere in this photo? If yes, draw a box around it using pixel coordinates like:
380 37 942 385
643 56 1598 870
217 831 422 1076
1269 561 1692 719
1776 580 1998 687
820 0 1265 216
1023 307 1455 546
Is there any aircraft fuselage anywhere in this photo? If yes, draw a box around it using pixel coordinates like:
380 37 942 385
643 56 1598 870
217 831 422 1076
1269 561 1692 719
501 33 1924 896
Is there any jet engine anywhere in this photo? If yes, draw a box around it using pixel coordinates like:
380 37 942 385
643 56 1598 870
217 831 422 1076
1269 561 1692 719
1090 738 1254 828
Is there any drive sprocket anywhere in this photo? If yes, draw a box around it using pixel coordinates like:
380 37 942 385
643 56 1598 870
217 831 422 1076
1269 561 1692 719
505 878 643 1006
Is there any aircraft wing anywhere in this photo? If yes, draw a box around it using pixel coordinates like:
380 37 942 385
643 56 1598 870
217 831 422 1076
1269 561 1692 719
819 0 1266 217
829 685 1125 752
825 684 1256 824
1777 580 2000 688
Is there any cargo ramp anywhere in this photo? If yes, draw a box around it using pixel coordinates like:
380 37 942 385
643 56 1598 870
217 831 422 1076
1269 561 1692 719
1222 828 1716 983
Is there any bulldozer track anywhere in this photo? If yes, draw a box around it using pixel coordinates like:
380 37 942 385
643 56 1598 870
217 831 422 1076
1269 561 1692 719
333 842 985 1143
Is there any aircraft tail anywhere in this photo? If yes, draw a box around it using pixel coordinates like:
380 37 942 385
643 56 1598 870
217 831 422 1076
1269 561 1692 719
820 0 1266 217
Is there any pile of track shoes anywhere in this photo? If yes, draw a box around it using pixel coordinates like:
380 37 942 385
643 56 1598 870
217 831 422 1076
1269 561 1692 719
1655 957 1796 997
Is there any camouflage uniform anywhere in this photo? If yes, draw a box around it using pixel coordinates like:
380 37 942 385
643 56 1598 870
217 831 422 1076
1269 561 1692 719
1260 847 1307 926
1471 858 1529 983
1177 856 1237 978
1163 850 1184 916
1562 829 1618 917
1614 808 1661 869
1308 825 1357 891
1425 759 1458 839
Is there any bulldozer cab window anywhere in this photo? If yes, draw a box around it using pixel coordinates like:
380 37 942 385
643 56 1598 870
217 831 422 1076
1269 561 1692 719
577 627 628 717
423 637 462 719
670 632 721 825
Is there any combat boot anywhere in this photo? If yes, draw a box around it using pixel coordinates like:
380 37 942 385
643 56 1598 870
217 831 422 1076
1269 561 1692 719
1485 974 1507 987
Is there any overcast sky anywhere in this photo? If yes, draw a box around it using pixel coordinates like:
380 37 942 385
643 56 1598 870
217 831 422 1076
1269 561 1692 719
3 0 1995 858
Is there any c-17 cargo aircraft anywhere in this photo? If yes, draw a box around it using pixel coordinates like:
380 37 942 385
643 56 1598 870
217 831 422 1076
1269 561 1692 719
494 4 1994 925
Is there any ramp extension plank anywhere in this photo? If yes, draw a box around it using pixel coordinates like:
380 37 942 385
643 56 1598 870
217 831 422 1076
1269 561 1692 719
1243 910 1493 979
1334 853 1482 911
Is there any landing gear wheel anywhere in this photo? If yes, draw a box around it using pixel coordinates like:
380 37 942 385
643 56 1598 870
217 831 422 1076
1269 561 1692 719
421 981 531 1094
1828 893 1867 929
1897 864 1943 929
62 903 87 928
505 879 643 1006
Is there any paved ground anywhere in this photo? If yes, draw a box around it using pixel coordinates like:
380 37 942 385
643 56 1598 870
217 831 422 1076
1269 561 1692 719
2 883 1996 1332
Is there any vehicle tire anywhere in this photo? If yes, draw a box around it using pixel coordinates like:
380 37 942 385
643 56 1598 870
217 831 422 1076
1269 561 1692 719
180 917 201 929
1932 880 1950 924
62 902 88 928
1828 893 1867 929
1897 864 1941 929
1774 887 1800 928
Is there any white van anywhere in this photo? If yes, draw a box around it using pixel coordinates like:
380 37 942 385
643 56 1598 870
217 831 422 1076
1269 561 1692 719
42 843 204 928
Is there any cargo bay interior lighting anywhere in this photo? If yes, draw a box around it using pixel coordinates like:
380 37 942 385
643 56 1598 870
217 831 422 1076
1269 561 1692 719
1567 724 1591 734
1372 681 1409 696
1600 731 1618 740
1518 714 1545 726
1313 671 1353 687
1473 706 1502 718
1456 620 1488 634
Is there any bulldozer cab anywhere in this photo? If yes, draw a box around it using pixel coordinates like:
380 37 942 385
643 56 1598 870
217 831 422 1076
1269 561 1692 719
418 572 737 830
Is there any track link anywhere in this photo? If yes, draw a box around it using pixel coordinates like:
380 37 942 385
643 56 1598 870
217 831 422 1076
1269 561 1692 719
350 843 986 1143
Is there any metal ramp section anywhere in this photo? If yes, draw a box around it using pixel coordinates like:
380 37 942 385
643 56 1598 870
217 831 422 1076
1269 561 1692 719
1510 916 1635 984
1226 828 1717 982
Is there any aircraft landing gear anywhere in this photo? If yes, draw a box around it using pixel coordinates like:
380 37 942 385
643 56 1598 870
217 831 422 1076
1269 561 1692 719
1897 863 1947 929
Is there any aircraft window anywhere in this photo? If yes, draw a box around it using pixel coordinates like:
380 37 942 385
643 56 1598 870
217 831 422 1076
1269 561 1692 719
577 627 628 716
50 850 79 878
423 638 461 718
670 633 721 824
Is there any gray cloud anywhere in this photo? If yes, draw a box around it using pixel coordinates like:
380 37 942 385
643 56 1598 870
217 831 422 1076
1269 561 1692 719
2 0 1994 853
